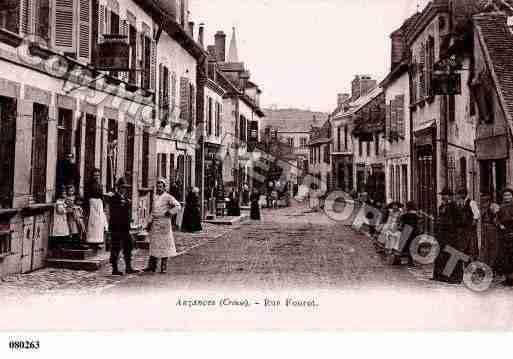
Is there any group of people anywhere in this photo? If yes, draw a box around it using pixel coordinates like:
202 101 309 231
52 155 205 275
373 200 420 267
375 185 513 286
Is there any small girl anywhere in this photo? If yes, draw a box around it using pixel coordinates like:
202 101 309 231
50 188 70 252
65 185 85 249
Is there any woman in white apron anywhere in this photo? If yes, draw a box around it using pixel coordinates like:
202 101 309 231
144 178 181 274
85 169 107 245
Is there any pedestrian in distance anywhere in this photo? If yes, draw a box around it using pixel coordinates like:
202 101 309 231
250 188 261 221
144 178 182 274
182 187 202 233
495 188 513 286
107 177 139 276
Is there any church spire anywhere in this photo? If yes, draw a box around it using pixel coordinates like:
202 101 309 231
228 26 239 63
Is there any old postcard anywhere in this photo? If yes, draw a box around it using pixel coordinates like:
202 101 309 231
0 0 512 347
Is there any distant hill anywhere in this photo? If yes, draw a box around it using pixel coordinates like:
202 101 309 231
262 108 329 132
263 108 329 121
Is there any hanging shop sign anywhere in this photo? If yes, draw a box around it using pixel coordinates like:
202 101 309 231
94 35 130 71
432 73 461 95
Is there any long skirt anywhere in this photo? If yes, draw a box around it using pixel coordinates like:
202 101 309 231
497 230 513 274
182 206 202 232
481 223 498 270
432 236 464 284
86 198 107 244
250 201 261 220
149 216 177 258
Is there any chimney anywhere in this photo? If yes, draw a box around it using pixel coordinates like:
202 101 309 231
351 75 361 100
198 23 205 48
207 45 217 59
188 21 194 37
214 31 226 62
337 93 350 106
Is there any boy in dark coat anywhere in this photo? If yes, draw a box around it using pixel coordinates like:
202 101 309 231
108 177 139 275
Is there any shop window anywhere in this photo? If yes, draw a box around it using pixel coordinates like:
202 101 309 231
141 129 149 188
125 122 135 187
31 103 49 203
84 113 97 186
0 96 16 208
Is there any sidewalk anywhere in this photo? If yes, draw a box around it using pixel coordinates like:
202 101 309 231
0 223 235 296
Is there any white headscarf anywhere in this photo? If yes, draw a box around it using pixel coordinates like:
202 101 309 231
157 177 169 190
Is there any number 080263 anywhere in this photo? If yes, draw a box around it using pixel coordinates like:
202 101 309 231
8 340 40 350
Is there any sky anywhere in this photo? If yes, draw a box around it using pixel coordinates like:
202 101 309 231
189 0 430 113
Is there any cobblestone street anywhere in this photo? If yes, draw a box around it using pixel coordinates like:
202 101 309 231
2 203 507 294
3 204 513 330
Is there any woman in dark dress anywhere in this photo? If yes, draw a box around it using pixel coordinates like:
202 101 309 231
227 188 241 217
480 192 500 273
250 189 261 221
432 187 464 284
181 187 202 233
496 188 513 286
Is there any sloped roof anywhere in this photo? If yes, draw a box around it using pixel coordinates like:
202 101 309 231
474 12 513 126
332 86 383 120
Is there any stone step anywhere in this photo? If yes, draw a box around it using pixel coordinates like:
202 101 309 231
51 248 98 260
203 215 248 225
45 252 110 271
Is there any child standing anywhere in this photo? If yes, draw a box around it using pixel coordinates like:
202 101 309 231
50 188 70 252
65 185 85 249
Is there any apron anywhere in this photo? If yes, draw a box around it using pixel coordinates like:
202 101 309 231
52 201 70 237
149 216 177 258
86 198 107 244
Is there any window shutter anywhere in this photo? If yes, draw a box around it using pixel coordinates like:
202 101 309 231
396 95 405 138
171 71 177 117
20 0 34 35
391 99 397 136
150 40 156 91
78 0 91 64
97 3 105 41
158 63 164 111
385 102 391 140
119 19 129 81
419 44 426 98
53 0 75 54
189 83 196 130
179 77 189 122
105 6 111 36
136 32 143 86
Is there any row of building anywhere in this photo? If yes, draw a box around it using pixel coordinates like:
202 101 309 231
303 0 513 231
0 0 264 275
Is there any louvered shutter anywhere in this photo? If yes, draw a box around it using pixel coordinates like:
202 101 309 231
136 32 143 86
105 6 111 36
390 99 397 136
396 95 405 138
171 71 177 118
158 63 164 123
385 102 391 140
419 44 426 98
98 3 105 42
189 83 195 130
150 40 157 91
20 0 34 35
78 0 91 64
179 77 189 122
53 0 75 54
120 19 129 81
